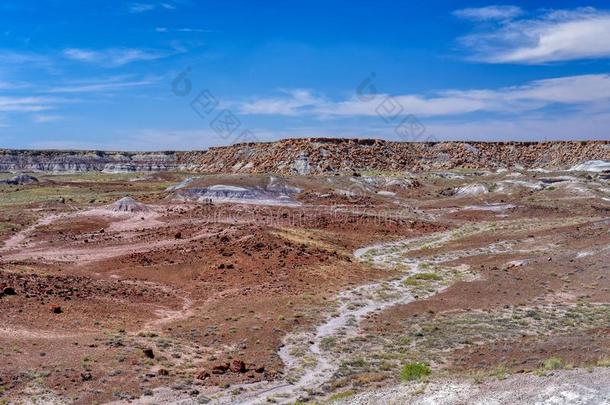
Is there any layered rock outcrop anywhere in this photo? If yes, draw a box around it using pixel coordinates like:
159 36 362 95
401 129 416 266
1 138 608 174
178 138 610 174
0 150 180 173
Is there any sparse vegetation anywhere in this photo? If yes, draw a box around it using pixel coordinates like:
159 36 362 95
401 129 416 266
541 357 564 371
400 363 431 382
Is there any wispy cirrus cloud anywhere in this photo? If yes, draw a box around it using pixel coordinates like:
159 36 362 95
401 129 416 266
32 114 64 123
155 27 215 33
63 48 170 67
453 5 523 21
456 6 610 64
238 89 324 116
44 76 159 94
128 2 176 14
234 74 610 118
0 96 57 112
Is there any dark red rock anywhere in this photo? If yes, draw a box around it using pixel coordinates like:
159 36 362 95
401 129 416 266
230 359 246 373
212 362 230 374
142 348 155 359
195 370 210 380
2 287 16 296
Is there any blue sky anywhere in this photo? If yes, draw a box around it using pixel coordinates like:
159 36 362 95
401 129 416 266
1 1 610 150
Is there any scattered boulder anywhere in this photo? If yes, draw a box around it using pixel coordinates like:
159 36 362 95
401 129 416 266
142 348 155 359
292 152 311 175
109 196 151 213
229 359 246 373
2 286 16 296
212 363 230 374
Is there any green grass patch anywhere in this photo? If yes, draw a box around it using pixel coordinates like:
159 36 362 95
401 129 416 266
400 362 431 382
413 273 442 281
541 356 564 371
403 278 419 286
320 336 337 351
329 390 355 402
404 273 442 287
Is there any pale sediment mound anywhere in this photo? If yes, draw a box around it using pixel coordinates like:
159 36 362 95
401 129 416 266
1 174 39 185
109 196 151 213
568 160 610 172
454 183 488 196
177 184 300 206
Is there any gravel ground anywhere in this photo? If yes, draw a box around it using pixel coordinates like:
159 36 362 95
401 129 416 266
335 368 610 405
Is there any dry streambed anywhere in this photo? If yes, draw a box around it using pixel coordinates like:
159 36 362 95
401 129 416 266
136 222 536 404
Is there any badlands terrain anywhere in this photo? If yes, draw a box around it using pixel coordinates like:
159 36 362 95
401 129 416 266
0 139 609 404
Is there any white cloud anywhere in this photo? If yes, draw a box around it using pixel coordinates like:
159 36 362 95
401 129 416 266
129 3 155 13
453 5 523 21
238 89 324 116
0 80 30 90
457 7 610 63
44 76 158 94
0 96 55 112
63 48 169 67
156 27 214 33
32 114 63 123
234 74 610 118
0 51 54 74
128 2 176 13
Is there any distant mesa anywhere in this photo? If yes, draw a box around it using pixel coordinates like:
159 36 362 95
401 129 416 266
109 196 151 213
1 139 608 174
1 174 39 185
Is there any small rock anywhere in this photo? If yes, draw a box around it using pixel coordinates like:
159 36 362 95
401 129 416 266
230 359 246 373
157 368 169 376
175 232 182 239
81 372 93 381
50 305 63 314
142 348 155 359
212 363 229 374
196 370 210 380
2 287 16 296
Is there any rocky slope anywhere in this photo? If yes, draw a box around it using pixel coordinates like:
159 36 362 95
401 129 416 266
1 138 609 174
0 150 179 173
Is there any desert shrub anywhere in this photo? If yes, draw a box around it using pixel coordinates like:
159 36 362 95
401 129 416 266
597 357 610 367
329 390 354 402
541 356 564 370
413 273 442 281
400 362 431 381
